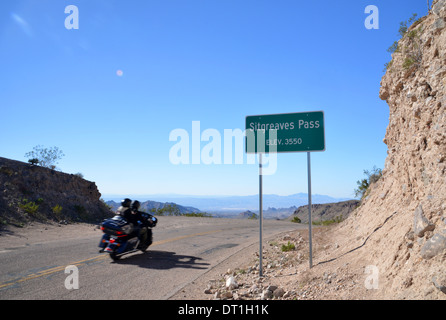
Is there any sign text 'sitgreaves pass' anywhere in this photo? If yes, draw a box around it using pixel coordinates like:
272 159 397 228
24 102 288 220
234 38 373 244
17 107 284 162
245 111 325 153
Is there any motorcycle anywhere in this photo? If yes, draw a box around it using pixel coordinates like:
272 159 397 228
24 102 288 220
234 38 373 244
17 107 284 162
98 213 157 261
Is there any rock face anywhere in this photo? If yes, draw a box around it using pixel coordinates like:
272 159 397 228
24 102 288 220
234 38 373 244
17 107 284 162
379 1 446 216
334 0 446 299
0 157 112 225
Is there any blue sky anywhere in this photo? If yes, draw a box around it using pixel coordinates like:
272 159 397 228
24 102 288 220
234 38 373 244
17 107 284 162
0 0 428 199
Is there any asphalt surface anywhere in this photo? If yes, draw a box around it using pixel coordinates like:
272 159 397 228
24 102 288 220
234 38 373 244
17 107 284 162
0 216 300 299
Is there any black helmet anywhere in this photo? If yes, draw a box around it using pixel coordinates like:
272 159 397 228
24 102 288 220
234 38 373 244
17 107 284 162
132 200 140 210
121 198 132 208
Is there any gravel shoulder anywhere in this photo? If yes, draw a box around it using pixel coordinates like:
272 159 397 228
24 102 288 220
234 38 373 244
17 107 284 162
169 225 381 300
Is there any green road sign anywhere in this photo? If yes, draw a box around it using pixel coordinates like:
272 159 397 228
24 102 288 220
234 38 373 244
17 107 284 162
245 111 325 153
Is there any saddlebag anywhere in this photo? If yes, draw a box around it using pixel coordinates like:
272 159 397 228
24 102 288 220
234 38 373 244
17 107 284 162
101 215 133 236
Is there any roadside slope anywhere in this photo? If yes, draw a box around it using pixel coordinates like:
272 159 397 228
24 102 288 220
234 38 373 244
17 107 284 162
320 1 446 299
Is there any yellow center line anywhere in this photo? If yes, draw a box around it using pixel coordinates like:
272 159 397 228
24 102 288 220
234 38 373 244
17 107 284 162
0 229 223 290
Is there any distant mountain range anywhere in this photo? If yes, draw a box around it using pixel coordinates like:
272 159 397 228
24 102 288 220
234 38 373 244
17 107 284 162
105 200 200 214
103 193 353 218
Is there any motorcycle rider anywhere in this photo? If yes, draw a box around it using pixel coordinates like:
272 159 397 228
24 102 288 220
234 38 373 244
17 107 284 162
127 200 157 250
115 198 157 250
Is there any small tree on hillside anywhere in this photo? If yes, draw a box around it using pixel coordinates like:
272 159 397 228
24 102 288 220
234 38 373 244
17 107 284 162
354 166 383 200
25 145 65 169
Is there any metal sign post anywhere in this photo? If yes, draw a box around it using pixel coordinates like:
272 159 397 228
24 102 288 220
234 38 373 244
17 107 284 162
259 153 263 277
307 152 313 268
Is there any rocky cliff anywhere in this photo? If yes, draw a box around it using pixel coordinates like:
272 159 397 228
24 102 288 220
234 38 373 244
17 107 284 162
238 210 258 219
332 0 446 299
0 157 112 226
289 200 359 224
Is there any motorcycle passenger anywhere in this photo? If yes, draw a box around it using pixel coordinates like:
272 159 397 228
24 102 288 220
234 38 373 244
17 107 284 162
116 198 132 217
117 198 143 241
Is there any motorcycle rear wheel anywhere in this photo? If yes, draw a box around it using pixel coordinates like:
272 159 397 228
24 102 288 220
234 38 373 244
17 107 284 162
110 252 120 261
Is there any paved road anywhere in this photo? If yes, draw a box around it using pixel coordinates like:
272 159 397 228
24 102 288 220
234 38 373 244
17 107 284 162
0 216 301 299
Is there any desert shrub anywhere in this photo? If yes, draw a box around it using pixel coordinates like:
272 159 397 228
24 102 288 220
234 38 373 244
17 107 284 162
19 199 39 216
52 205 63 220
28 158 39 165
18 199 46 221
385 13 422 72
291 216 301 223
281 241 295 252
312 215 344 226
